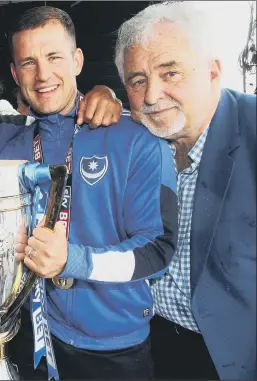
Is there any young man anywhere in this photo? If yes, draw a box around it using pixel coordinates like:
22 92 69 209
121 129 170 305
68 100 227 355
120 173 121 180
0 6 177 380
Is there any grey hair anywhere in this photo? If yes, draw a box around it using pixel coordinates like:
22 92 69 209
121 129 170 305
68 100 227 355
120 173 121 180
115 1 218 83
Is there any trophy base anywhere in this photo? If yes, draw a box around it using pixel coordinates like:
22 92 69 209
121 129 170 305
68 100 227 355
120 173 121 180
0 318 20 380
0 357 19 380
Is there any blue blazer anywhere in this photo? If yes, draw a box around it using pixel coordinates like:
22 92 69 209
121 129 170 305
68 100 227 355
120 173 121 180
191 89 256 380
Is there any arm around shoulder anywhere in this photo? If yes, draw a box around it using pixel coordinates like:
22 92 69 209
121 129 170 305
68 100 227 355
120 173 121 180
61 131 178 283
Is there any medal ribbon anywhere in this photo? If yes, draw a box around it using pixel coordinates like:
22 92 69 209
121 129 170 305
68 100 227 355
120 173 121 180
30 110 81 380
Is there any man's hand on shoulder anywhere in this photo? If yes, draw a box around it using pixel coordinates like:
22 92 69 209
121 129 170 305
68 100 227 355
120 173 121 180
77 85 122 128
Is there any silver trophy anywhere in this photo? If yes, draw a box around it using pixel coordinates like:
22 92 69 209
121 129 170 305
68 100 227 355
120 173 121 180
0 160 67 379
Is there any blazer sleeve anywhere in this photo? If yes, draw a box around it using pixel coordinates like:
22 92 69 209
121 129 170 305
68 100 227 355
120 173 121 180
61 133 178 283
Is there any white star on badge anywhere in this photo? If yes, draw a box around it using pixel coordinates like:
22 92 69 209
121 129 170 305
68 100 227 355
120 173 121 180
88 160 99 171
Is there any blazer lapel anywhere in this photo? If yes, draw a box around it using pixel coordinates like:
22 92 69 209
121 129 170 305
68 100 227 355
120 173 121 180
190 89 241 294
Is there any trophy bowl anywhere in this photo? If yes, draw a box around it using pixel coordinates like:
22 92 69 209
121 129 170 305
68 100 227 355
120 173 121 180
0 160 67 380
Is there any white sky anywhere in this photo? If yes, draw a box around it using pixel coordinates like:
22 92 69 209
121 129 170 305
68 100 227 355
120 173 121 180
193 1 255 93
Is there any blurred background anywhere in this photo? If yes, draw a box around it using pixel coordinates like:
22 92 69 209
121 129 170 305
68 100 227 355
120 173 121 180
0 0 256 109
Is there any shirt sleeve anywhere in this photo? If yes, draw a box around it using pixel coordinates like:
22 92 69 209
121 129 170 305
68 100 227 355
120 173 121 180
60 133 178 283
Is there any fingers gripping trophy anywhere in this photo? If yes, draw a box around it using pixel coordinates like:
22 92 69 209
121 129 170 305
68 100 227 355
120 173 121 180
0 160 67 379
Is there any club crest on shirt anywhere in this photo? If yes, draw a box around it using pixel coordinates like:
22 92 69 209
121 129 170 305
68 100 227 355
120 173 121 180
80 156 108 186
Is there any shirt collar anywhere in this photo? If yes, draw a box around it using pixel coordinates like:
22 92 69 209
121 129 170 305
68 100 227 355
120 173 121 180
188 124 210 165
169 124 210 166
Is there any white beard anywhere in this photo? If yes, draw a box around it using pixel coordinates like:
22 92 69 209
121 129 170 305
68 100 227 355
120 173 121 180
141 109 186 139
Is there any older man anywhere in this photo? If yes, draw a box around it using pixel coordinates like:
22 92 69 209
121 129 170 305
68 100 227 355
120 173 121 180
110 2 256 380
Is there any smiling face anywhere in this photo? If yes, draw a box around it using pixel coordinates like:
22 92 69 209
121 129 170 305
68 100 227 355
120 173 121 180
11 21 84 115
124 22 221 140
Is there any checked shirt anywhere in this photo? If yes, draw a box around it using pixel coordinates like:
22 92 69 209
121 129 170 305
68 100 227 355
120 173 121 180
151 126 210 332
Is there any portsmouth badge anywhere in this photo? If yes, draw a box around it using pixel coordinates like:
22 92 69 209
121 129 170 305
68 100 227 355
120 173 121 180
80 156 108 186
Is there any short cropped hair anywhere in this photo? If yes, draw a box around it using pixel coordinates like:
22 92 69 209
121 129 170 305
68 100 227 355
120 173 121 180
9 6 76 60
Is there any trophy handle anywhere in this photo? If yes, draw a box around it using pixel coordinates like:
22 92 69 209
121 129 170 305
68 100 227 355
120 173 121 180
0 165 68 325
44 165 68 230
